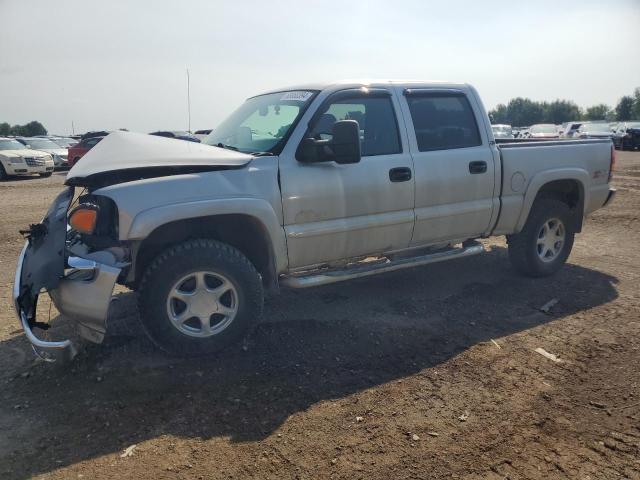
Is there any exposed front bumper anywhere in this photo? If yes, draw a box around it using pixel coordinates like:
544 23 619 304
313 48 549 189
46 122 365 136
13 243 77 362
49 256 121 344
14 249 122 363
13 187 122 362
14 243 122 362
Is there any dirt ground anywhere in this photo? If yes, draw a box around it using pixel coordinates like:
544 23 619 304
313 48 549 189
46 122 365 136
0 152 639 480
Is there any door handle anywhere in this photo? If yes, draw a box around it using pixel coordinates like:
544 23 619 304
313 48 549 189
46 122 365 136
389 167 412 182
468 161 487 174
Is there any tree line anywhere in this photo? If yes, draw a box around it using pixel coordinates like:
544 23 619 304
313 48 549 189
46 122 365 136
0 121 48 137
489 87 640 127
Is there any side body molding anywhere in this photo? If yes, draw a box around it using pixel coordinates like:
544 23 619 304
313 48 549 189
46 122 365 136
516 168 589 232
126 197 288 273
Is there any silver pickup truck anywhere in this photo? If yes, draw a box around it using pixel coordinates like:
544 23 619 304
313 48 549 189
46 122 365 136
13 81 616 361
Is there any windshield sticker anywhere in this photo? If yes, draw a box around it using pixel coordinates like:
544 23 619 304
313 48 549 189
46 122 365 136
280 91 313 102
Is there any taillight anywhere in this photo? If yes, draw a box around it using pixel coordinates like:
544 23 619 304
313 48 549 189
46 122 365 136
609 144 615 182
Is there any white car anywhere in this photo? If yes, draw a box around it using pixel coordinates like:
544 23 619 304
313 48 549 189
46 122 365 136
17 137 69 168
194 129 212 141
528 124 560 139
0 137 54 180
561 121 583 139
491 124 514 139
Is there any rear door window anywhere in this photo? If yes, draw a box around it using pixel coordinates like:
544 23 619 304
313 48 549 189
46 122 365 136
405 93 482 152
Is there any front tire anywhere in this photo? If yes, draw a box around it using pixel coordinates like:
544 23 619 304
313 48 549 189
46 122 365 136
507 198 575 277
138 239 264 356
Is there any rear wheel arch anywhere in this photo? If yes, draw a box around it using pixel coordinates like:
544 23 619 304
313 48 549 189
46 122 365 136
519 176 586 234
133 214 278 292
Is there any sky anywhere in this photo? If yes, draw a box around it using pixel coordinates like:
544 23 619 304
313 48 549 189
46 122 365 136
1 0 639 135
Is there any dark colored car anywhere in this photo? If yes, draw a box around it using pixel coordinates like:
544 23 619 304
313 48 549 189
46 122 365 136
149 131 200 143
613 122 640 150
68 136 104 167
81 131 110 140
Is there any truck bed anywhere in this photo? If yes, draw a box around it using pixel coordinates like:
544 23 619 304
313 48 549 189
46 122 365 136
492 138 613 235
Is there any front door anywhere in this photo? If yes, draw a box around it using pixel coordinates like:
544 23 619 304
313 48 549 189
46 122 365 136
279 88 415 269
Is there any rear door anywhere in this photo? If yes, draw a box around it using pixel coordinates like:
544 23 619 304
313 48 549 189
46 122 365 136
279 88 415 268
398 88 496 246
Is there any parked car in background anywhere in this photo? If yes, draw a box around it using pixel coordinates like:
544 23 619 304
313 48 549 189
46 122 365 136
194 129 212 141
491 124 514 139
561 122 583 138
575 122 614 139
528 124 560 139
17 137 69 169
81 131 110 140
68 135 104 167
150 131 200 142
51 137 78 149
613 121 640 150
513 127 528 138
0 137 54 180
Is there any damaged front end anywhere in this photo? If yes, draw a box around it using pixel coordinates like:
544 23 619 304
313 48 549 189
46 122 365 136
13 187 127 362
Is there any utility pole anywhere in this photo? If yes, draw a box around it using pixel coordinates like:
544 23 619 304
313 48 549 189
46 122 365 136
187 69 191 133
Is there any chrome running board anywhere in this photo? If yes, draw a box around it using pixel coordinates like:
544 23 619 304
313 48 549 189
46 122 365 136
281 241 485 289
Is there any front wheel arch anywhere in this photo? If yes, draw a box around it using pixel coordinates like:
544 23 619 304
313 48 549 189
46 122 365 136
132 214 278 292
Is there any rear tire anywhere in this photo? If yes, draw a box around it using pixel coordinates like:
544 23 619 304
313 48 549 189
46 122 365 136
138 239 263 356
507 198 575 277
0 163 7 181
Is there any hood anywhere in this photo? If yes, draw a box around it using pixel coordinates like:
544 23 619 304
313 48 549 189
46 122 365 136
66 131 254 188
0 149 52 158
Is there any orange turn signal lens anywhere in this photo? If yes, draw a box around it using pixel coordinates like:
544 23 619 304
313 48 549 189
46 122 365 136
69 207 98 234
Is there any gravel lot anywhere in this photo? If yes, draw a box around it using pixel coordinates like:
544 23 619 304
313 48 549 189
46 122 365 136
1 152 639 479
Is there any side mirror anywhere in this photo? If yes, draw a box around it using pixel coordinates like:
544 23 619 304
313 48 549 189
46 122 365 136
331 120 361 164
297 120 361 164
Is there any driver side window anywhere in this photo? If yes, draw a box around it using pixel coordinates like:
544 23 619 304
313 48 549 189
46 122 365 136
309 95 401 157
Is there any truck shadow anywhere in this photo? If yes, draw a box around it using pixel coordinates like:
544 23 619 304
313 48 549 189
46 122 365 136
0 247 619 478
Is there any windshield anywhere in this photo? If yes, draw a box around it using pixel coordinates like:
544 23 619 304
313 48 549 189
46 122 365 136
204 90 317 154
0 139 27 150
24 138 60 149
582 123 611 133
530 124 556 134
